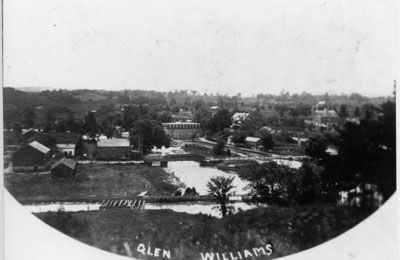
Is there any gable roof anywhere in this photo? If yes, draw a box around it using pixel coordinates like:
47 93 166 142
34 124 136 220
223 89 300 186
28 141 51 154
97 138 130 147
56 144 76 149
22 129 41 136
231 112 249 122
51 158 77 170
245 137 261 143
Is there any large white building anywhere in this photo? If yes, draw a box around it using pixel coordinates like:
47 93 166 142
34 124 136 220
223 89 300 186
162 122 201 140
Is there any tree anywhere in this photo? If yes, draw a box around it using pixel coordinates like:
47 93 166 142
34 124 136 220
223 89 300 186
207 108 231 132
231 132 246 144
212 141 226 156
338 104 349 118
380 100 395 122
305 105 396 206
129 119 170 153
66 115 84 134
207 176 236 217
43 109 57 132
260 133 274 150
304 134 330 159
193 106 212 131
84 111 97 136
21 108 36 128
12 122 22 140
157 111 173 123
354 106 361 117
239 161 296 206
362 103 375 120
169 97 177 106
239 110 266 135
296 162 322 205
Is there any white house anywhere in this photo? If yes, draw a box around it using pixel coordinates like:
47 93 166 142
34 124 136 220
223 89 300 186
56 144 76 157
245 137 262 150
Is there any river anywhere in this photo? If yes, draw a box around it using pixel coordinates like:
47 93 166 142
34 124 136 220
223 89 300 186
25 160 260 217
25 201 256 218
165 161 250 195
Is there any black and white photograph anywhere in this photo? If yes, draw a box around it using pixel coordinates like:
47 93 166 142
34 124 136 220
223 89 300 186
2 0 398 260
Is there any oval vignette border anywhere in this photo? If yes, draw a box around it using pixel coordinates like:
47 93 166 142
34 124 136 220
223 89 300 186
4 190 398 260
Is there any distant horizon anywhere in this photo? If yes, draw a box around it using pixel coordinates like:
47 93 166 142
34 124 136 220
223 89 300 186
7 85 395 99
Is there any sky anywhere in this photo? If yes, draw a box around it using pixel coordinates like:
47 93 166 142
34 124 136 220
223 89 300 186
3 0 397 97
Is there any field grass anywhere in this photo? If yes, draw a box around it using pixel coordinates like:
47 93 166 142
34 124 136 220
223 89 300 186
5 164 181 203
34 204 374 260
75 93 107 102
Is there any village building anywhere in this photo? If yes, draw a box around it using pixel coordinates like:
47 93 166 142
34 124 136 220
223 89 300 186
162 122 201 140
245 137 262 150
96 137 131 160
259 125 276 134
209 105 220 115
311 101 339 129
22 129 42 142
50 133 81 157
231 112 249 129
114 126 123 137
121 131 130 139
56 144 76 157
50 158 77 179
12 141 51 171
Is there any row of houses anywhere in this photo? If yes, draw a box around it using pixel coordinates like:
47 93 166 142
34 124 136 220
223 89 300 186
10 129 136 172
10 139 76 177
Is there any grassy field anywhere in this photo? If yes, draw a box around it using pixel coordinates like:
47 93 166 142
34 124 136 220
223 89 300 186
5 164 182 203
35 204 374 260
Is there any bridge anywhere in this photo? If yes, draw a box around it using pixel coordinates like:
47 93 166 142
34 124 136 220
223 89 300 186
162 153 205 161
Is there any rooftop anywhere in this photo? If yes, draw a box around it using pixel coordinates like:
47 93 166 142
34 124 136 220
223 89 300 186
314 109 338 118
97 138 130 147
232 112 249 122
162 122 200 125
51 158 77 170
22 129 41 135
245 137 261 143
28 141 51 154
56 144 76 149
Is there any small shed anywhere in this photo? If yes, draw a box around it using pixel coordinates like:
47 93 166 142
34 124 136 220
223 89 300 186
50 158 77 179
245 137 262 150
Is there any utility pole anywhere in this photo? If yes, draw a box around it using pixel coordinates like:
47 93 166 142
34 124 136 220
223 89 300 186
138 106 143 159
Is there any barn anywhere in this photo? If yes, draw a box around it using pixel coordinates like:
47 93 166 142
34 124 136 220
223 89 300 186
12 141 51 171
96 138 131 160
50 158 77 179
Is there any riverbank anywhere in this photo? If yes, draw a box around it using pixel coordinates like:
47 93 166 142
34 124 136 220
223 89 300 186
5 164 183 203
34 204 374 260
